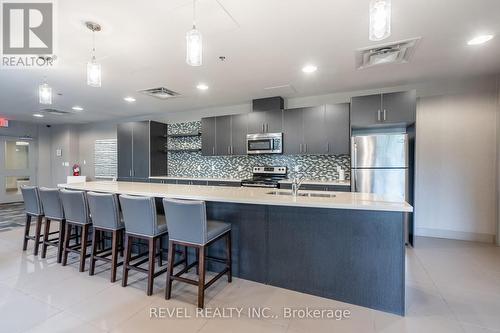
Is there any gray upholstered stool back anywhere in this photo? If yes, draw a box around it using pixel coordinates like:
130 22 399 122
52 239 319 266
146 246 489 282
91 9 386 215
39 188 64 220
87 192 122 230
60 189 90 225
162 198 207 245
119 195 161 237
21 186 43 216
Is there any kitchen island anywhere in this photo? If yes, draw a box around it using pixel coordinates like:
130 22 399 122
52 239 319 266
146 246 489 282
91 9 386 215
59 181 412 315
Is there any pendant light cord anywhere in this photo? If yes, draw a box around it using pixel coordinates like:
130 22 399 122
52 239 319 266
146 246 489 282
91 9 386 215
192 0 196 29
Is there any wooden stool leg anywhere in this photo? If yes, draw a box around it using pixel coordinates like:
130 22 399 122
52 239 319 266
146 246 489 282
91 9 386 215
110 230 118 283
89 228 98 276
157 236 163 267
22 215 31 251
57 220 66 263
195 247 199 275
197 245 206 308
62 223 72 266
41 218 51 258
147 237 156 296
226 231 232 283
184 246 188 269
122 234 132 287
119 230 124 257
33 215 43 256
165 241 176 300
79 224 89 272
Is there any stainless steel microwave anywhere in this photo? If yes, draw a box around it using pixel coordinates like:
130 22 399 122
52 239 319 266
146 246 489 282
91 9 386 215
246 133 283 155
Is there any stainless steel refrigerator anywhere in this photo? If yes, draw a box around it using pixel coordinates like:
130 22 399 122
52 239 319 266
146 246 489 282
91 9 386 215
351 133 412 244
351 134 409 201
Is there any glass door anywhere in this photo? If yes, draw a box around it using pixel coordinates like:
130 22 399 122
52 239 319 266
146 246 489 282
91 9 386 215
0 138 37 203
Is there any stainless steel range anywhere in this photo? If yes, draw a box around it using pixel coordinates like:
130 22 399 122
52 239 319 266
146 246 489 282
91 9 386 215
241 166 287 188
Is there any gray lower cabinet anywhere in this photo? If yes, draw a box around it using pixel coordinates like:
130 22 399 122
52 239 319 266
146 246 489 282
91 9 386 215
201 117 216 156
280 183 351 192
207 181 241 187
117 121 167 182
351 91 416 128
247 110 283 134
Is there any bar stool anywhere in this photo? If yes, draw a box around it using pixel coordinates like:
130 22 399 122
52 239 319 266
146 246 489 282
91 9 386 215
60 189 92 272
119 195 171 296
162 198 232 308
87 192 125 282
20 186 44 255
39 188 66 263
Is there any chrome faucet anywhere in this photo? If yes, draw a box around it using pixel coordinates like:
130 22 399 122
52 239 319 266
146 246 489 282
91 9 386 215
291 177 305 197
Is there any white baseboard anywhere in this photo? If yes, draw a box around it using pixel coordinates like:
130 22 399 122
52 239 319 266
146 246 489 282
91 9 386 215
415 227 496 244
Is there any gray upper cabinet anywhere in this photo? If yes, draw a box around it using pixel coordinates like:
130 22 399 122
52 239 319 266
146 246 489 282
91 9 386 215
351 91 416 128
325 103 350 155
117 121 167 182
284 105 349 155
283 108 303 155
231 114 248 155
201 117 216 156
382 91 416 124
303 106 327 154
247 110 283 134
132 121 150 181
350 94 382 128
117 122 134 179
202 114 248 156
215 116 231 155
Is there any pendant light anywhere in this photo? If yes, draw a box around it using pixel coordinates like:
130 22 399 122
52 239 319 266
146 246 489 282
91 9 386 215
86 22 102 87
186 0 202 66
38 78 52 105
369 0 391 41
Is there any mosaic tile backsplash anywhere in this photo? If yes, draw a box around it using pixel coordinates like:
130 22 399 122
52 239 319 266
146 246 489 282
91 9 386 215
167 121 351 180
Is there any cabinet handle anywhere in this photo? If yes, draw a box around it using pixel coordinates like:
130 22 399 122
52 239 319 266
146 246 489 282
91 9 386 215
304 143 307 153
327 142 330 153
266 123 269 132
230 146 233 154
300 143 303 153
383 109 387 121
262 123 265 132
377 110 381 121
212 147 215 155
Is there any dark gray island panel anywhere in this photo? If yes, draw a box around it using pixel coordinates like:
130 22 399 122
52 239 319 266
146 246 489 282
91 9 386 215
204 202 406 316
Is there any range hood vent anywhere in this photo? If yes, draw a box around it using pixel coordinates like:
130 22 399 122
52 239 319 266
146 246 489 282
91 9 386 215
41 108 71 116
356 37 420 69
138 87 181 100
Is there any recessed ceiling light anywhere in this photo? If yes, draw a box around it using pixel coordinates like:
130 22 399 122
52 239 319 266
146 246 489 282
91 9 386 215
33 113 44 118
72 106 84 111
197 83 209 90
467 34 494 45
124 97 136 103
302 65 318 73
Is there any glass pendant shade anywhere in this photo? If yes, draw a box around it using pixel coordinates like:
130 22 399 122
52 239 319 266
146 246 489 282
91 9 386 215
186 27 202 66
87 57 102 87
369 0 391 41
38 82 52 105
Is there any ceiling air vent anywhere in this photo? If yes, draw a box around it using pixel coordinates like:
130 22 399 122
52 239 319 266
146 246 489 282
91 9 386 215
356 37 420 70
41 108 71 116
138 87 181 100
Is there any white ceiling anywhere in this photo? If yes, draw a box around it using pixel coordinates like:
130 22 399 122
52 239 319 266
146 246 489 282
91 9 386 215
1 0 499 124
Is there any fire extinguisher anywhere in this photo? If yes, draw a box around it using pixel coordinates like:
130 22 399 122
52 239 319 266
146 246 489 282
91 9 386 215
72 164 81 176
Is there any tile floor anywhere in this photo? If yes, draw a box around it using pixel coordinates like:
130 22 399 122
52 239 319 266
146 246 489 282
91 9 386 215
1 220 500 333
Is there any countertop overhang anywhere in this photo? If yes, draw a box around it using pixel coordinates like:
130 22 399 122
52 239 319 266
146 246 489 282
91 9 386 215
59 181 413 213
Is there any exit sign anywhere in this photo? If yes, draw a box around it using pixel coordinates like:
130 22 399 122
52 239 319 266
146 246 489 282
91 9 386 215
0 118 9 128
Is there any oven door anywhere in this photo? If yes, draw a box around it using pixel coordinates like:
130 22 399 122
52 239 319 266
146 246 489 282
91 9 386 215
247 133 282 154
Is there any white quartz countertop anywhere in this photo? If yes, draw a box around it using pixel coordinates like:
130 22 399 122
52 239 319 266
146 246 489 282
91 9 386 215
278 179 351 186
149 176 242 182
59 181 412 213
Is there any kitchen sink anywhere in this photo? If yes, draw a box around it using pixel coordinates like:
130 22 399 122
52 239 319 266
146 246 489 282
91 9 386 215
266 191 336 198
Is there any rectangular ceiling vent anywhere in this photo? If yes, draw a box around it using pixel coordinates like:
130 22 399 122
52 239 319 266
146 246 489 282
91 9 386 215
41 108 71 116
138 87 181 100
356 37 421 70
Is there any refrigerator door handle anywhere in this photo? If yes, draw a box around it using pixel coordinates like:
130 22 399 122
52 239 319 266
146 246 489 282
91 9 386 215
352 143 358 192
377 110 381 122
